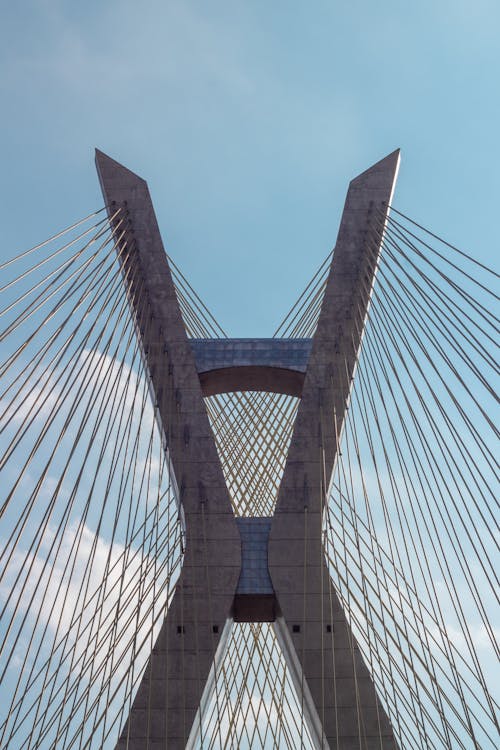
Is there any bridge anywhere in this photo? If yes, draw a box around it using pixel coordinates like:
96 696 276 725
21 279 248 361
0 150 497 749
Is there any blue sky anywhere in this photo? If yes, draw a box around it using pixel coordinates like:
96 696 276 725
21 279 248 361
1 0 499 335
0 4 498 747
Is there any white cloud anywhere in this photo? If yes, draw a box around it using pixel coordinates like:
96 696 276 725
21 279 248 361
0 514 181 748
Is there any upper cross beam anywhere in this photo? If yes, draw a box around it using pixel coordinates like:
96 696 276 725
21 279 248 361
190 337 312 396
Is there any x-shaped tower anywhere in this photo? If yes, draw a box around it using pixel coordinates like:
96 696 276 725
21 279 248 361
96 148 400 749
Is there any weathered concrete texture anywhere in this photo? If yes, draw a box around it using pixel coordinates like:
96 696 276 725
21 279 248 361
269 150 400 748
190 338 312 396
96 150 241 750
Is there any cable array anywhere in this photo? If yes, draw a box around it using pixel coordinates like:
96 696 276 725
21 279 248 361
0 203 497 749
0 212 182 750
322 208 498 750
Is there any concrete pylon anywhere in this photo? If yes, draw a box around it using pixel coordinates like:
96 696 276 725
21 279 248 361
96 148 400 749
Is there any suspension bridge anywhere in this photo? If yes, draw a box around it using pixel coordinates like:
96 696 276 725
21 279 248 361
0 150 497 749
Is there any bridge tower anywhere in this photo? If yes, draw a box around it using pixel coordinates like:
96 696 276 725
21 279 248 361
96 148 400 749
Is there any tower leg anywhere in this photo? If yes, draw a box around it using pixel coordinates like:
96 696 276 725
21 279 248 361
269 151 401 748
116 572 233 749
95 150 241 748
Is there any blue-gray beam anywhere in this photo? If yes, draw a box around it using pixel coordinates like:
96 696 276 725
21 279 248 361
190 337 312 396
